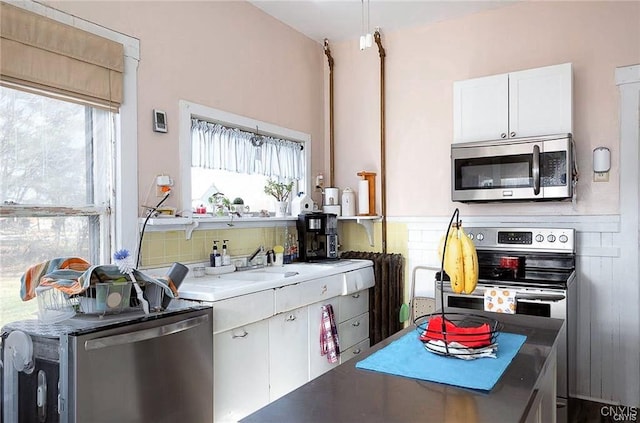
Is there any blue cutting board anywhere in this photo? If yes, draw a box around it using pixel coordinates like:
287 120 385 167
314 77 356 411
355 331 526 391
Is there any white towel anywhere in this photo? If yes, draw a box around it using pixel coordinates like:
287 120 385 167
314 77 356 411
484 288 517 314
424 340 498 360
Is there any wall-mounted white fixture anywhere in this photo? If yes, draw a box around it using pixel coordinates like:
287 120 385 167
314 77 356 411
153 109 167 133
593 146 611 182
359 0 372 50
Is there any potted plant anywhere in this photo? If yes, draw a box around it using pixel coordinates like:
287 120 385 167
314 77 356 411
208 192 231 216
232 197 245 214
264 179 294 216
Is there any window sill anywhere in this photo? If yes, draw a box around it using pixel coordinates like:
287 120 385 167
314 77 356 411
139 215 297 239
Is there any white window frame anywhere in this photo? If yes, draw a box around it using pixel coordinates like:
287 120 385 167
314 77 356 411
178 100 311 218
9 1 140 260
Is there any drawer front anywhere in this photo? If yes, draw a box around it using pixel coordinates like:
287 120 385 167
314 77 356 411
339 290 369 323
338 312 369 351
213 290 274 334
275 274 343 314
342 267 375 294
341 338 369 364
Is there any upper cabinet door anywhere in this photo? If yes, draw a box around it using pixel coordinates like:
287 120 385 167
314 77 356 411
509 63 573 139
453 73 509 143
453 63 573 143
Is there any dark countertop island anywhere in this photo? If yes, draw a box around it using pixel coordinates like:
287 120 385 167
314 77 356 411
241 309 563 423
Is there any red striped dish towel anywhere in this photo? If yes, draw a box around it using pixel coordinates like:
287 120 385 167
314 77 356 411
320 304 340 363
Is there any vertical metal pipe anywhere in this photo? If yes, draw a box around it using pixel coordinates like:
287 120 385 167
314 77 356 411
374 30 387 254
323 39 335 188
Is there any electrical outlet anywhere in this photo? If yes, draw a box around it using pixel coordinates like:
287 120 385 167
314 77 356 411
593 172 609 182
156 185 171 197
156 174 173 196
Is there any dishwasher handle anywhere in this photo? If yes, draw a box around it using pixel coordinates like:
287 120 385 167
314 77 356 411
84 314 209 351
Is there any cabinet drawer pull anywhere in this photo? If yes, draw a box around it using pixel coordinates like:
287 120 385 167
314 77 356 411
285 315 296 322
501 132 507 139
232 329 248 339
352 348 362 355
510 131 516 137
352 321 360 327
351 293 360 299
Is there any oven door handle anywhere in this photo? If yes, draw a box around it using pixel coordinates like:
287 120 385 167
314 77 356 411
532 144 541 195
516 293 565 302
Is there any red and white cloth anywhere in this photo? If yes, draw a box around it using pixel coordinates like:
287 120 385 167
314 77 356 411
320 304 340 363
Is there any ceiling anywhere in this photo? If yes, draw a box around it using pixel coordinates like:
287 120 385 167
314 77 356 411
249 0 519 44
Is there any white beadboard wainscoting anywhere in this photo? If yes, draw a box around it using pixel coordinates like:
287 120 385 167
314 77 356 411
397 214 639 407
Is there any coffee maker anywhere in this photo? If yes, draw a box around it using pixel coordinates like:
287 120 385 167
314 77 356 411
296 212 338 261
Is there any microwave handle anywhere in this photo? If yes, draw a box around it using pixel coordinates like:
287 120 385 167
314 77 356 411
532 144 541 195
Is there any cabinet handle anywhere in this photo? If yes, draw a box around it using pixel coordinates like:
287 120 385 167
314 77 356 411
510 131 516 138
352 321 360 327
285 314 296 322
501 133 507 139
232 329 248 339
352 348 362 355
351 293 360 299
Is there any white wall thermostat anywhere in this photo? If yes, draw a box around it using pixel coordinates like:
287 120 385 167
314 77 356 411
153 109 167 133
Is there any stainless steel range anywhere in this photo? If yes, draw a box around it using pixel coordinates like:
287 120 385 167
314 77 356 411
435 227 576 421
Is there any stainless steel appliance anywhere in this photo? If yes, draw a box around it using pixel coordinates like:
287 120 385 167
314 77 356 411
435 227 575 421
451 134 577 202
296 212 338 261
2 306 213 423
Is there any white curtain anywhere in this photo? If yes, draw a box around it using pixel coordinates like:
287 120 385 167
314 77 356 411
191 118 304 180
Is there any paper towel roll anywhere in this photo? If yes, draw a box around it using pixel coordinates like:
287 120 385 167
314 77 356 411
358 179 369 215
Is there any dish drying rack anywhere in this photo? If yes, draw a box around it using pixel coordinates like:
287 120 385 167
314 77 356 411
413 208 502 358
36 278 162 322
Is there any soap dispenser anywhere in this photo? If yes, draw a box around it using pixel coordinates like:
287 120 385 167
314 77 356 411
222 239 231 266
210 241 221 267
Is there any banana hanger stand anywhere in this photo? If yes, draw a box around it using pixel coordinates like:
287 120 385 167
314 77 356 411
413 208 502 358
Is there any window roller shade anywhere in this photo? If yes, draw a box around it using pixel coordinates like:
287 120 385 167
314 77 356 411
0 1 124 107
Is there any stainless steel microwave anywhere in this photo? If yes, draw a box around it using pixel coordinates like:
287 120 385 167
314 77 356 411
451 134 576 202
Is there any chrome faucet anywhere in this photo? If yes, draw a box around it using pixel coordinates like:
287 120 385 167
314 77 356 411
248 245 264 265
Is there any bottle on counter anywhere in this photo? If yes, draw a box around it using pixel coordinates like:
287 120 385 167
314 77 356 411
222 239 231 266
210 240 221 267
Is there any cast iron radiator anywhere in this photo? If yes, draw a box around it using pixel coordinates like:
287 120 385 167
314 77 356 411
341 251 405 345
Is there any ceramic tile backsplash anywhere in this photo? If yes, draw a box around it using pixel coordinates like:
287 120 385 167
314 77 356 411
140 225 297 268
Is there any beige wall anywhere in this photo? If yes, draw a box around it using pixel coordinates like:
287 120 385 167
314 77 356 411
46 1 639 219
46 0 326 212
330 1 640 218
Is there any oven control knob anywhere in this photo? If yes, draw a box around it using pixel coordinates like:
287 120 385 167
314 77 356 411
476 233 484 241
547 234 556 242
559 234 568 243
468 232 474 240
535 234 544 242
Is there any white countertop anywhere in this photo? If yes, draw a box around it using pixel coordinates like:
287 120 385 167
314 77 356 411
174 259 373 302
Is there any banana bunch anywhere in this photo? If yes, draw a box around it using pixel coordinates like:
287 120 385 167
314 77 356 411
437 224 479 294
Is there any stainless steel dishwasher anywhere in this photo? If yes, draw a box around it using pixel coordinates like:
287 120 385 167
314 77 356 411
1 306 213 423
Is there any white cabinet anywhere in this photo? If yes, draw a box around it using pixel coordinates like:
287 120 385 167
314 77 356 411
214 320 270 423
308 290 371 379
338 291 370 363
274 273 343 313
268 307 309 401
453 63 572 143
212 266 375 422
308 299 342 379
